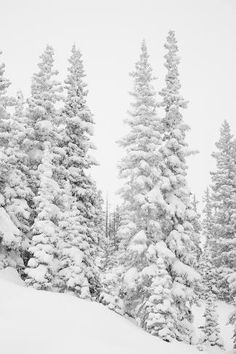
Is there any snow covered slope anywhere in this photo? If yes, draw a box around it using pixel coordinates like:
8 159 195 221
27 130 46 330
0 267 206 354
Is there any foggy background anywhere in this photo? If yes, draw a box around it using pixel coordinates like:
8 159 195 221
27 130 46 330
1 0 236 207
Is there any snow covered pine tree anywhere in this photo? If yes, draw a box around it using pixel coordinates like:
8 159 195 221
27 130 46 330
56 180 91 299
25 142 61 290
200 294 224 349
25 46 63 289
116 40 177 338
57 45 102 299
198 188 218 299
139 257 177 342
157 30 201 343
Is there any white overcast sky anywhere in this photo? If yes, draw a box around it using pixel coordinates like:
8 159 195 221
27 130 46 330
1 0 236 207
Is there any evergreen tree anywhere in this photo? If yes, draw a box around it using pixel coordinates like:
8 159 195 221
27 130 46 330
201 294 224 349
56 181 91 299
158 30 200 343
26 45 62 192
191 194 201 235
25 142 61 290
117 40 167 322
108 206 123 243
104 205 123 264
92 188 106 270
0 51 11 107
60 44 100 298
210 120 236 302
139 257 176 342
4 91 33 235
202 188 214 246
118 40 163 246
199 189 218 299
198 248 219 300
118 230 163 319
99 204 124 314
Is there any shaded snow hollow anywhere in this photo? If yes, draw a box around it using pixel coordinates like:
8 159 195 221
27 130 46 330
0 268 233 354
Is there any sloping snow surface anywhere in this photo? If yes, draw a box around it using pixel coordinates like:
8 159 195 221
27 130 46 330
0 267 209 354
0 268 233 354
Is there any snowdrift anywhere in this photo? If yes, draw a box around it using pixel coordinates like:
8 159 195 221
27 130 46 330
0 267 206 354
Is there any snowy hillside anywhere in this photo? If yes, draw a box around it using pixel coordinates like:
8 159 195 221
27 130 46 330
0 267 214 354
0 17 235 354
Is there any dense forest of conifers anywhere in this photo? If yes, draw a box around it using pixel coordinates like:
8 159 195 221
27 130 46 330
0 31 235 350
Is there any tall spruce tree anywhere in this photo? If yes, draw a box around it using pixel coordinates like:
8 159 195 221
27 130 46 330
210 120 236 302
118 40 163 246
59 45 100 299
117 41 173 330
25 46 63 285
158 30 200 343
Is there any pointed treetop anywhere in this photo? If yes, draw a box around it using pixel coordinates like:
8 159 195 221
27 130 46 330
213 120 234 157
127 39 157 118
37 45 58 75
131 39 154 82
29 45 62 119
141 38 147 48
166 30 178 47
162 30 181 87
219 120 232 139
68 44 84 77
140 39 148 58
159 30 188 130
164 30 179 61
0 51 11 99
64 44 89 118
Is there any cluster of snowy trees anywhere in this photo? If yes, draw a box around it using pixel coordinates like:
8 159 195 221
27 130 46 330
0 31 235 350
101 31 203 345
102 32 235 349
0 45 104 299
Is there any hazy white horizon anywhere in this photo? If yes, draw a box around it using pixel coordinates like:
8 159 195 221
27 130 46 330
1 0 236 208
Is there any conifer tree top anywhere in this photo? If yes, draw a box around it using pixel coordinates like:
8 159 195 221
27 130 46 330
64 44 91 121
160 30 187 129
129 39 157 117
0 52 10 99
29 45 62 119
